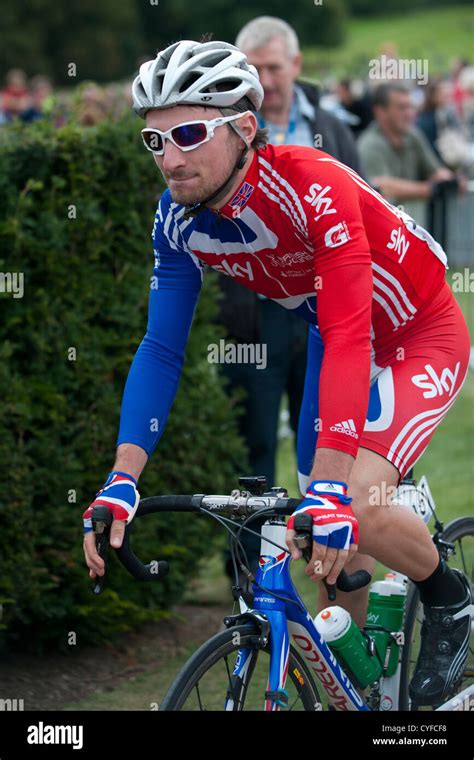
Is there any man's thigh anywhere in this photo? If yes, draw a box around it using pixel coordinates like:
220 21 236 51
297 332 469 493
360 349 468 480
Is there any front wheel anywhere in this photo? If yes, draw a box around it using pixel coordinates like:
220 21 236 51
160 622 322 711
399 516 474 710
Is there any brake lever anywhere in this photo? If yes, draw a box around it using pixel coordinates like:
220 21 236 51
91 506 113 595
293 512 337 601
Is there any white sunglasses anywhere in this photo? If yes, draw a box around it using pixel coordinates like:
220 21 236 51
141 111 251 155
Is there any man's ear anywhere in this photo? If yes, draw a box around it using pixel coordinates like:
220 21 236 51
293 53 303 79
239 111 257 148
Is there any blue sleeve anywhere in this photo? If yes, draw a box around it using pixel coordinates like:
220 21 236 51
117 191 203 456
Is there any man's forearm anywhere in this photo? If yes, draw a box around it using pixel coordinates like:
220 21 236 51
113 443 148 481
307 447 355 493
372 175 431 201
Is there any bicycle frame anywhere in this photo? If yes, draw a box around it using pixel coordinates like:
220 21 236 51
228 476 473 711
111 478 473 712
229 519 370 711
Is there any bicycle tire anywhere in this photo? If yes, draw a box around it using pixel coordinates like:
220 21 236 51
160 622 322 711
398 516 474 710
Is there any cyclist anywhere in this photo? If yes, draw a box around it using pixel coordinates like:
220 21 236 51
83 40 472 708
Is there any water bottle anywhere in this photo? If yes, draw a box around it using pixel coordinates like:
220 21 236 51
314 606 382 688
364 573 407 677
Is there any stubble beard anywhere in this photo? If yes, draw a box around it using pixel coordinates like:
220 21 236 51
163 144 237 206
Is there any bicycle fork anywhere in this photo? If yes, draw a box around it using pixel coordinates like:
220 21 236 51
229 519 368 711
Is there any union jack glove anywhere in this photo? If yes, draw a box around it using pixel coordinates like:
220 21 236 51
287 480 359 550
83 471 140 534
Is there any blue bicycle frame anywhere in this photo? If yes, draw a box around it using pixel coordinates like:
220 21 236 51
228 518 370 711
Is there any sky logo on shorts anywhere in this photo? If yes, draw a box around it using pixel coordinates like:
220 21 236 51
411 362 461 398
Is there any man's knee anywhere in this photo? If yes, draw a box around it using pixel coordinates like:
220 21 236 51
349 480 392 533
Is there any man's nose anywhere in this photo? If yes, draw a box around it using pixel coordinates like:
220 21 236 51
258 68 273 90
161 138 186 171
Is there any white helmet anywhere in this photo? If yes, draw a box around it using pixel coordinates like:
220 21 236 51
132 39 263 117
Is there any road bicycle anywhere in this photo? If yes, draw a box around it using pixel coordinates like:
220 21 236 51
92 473 473 711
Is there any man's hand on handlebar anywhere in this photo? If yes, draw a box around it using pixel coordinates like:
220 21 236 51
286 480 359 585
82 471 140 579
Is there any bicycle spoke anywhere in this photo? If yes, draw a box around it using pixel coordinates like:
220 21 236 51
194 681 204 711
223 654 243 710
288 692 304 711
168 635 320 711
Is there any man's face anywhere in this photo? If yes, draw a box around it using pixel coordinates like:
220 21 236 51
145 105 244 206
378 92 415 135
244 36 302 115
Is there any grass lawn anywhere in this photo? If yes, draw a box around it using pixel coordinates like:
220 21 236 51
62 644 197 711
302 5 474 80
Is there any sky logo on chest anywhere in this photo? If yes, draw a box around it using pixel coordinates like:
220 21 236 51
185 206 279 257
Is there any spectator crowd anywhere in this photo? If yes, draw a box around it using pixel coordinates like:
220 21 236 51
2 45 473 174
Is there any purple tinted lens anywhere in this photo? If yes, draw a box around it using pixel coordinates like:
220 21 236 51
173 122 207 147
144 131 163 152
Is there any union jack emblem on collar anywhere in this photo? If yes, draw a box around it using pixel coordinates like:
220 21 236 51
229 181 254 211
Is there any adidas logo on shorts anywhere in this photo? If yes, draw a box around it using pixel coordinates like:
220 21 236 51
330 419 359 438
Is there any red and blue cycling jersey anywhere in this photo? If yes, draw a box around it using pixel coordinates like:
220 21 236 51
117 144 450 460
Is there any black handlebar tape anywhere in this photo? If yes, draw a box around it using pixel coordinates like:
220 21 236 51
292 512 371 600
135 495 197 517
115 521 169 581
335 569 372 592
133 495 303 517
91 506 113 595
113 494 316 581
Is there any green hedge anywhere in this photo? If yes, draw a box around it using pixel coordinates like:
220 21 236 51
0 117 248 653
